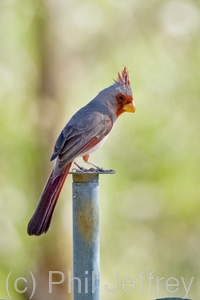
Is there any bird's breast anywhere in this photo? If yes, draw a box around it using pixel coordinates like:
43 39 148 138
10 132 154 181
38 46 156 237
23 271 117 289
79 134 109 157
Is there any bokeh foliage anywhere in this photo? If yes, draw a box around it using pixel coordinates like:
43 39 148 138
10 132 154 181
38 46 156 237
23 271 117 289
0 0 200 299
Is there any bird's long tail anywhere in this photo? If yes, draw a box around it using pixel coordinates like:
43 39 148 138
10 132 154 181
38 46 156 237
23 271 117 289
27 162 72 236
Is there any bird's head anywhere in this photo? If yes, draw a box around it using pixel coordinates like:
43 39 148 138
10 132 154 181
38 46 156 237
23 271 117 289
100 67 136 118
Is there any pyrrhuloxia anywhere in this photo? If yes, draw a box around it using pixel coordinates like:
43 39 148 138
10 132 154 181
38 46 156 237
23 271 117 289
27 67 135 236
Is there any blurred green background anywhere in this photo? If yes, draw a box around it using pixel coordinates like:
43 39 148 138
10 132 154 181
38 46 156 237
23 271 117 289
1 0 200 299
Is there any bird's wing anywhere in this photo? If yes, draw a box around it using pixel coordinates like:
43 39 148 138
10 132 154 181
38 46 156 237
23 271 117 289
52 110 113 168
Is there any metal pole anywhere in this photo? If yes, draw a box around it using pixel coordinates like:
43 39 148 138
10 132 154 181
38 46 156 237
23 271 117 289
72 172 100 300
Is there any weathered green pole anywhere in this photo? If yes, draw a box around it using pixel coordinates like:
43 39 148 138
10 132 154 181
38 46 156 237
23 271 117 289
72 172 100 300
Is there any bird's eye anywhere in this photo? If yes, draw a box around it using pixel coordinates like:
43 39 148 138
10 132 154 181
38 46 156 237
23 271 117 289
117 94 125 101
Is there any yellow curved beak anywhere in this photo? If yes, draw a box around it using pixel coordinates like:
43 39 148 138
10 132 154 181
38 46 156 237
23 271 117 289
123 102 136 113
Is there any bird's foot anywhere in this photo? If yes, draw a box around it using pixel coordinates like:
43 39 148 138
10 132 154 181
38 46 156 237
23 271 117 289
73 161 88 172
88 167 116 174
72 162 115 174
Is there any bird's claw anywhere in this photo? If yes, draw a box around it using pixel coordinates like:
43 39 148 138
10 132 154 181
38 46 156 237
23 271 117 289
72 166 116 174
72 166 88 172
91 167 116 174
100 168 116 174
73 161 89 172
72 168 116 174
93 167 107 172
72 160 115 173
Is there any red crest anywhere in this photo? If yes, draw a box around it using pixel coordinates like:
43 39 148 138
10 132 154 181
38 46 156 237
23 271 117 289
115 67 130 86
